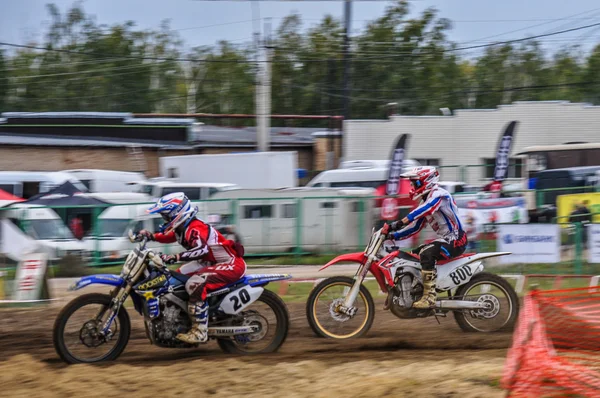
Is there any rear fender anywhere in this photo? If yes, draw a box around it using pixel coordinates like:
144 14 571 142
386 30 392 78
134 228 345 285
68 274 124 291
218 285 264 315
319 252 366 271
244 274 292 287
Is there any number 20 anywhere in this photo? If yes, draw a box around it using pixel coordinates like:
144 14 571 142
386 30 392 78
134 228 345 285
230 288 251 311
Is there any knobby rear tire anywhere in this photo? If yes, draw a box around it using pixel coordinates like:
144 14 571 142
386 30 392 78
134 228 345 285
217 289 290 355
453 272 520 333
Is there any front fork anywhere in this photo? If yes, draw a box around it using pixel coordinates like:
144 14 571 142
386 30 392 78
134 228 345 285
98 284 131 337
342 259 371 310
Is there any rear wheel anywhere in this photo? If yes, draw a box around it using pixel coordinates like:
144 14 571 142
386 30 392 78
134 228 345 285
217 289 289 355
306 276 375 339
453 272 519 333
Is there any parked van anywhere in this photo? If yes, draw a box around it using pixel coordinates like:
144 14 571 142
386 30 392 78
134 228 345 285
306 159 421 189
63 169 146 193
535 166 600 207
2 204 87 260
136 182 240 201
86 202 209 262
0 171 87 199
85 204 164 262
89 192 152 204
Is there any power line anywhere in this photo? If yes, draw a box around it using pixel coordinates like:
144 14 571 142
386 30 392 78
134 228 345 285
2 19 599 65
460 7 600 45
17 86 236 103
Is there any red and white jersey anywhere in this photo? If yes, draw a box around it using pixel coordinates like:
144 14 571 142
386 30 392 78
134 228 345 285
154 218 238 265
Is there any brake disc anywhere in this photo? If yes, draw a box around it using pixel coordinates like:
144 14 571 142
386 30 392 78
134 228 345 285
329 298 351 322
471 294 501 319
235 313 268 343
79 320 105 348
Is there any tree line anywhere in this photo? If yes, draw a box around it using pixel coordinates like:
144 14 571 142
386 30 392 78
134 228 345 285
0 1 599 122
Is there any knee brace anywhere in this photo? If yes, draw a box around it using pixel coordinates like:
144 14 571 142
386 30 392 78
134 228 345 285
419 244 437 271
185 274 209 300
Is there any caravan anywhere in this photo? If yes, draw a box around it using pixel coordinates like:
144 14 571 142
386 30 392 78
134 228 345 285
208 188 376 253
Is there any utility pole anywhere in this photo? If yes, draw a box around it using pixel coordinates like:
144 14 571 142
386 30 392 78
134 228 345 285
342 0 352 121
183 61 196 115
256 20 273 152
326 58 336 170
263 18 273 151
252 0 266 152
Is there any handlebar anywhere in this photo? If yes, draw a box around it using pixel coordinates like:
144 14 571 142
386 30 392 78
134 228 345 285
127 229 165 267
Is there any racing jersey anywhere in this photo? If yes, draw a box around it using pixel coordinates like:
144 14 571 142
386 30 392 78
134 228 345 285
394 186 464 243
154 218 238 264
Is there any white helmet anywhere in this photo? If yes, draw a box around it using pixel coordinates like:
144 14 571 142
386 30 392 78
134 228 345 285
147 192 197 233
401 166 440 201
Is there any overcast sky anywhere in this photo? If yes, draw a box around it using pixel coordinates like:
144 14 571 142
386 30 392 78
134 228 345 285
2 0 600 54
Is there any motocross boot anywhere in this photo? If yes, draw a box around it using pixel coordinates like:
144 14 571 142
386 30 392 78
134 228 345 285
176 300 209 344
413 270 437 309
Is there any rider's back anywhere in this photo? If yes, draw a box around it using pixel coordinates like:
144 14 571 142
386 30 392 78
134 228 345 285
419 186 463 242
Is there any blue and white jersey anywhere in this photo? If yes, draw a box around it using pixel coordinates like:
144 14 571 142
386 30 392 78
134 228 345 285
394 186 464 243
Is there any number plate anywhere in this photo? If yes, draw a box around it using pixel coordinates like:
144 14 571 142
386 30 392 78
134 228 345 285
218 285 264 315
437 262 482 291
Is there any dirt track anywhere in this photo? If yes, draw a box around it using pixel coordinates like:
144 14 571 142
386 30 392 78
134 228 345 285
0 299 512 398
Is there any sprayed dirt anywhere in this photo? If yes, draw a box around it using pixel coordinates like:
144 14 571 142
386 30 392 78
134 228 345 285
0 301 511 397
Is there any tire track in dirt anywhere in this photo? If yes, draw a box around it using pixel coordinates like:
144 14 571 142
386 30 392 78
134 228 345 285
0 302 512 397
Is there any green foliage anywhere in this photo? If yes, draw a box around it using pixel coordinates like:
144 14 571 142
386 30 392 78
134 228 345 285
1 1 600 116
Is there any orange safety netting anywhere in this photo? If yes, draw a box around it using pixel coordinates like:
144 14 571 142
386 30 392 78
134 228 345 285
502 287 600 397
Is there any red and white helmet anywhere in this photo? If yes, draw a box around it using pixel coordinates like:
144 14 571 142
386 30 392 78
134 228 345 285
401 166 440 201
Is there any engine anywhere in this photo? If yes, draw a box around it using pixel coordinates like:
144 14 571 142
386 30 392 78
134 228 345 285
146 298 191 347
388 268 429 319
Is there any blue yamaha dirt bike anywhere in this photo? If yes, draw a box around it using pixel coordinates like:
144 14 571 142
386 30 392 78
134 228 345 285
53 232 291 364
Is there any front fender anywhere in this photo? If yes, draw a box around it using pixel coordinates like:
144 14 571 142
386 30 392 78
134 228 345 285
68 274 124 291
319 252 365 271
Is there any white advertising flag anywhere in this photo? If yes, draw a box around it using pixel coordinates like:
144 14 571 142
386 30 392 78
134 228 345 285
12 252 49 301
588 224 600 264
497 224 560 264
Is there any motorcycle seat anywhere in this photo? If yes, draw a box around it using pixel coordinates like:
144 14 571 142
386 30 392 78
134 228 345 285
169 271 190 284
437 253 476 265
396 251 420 262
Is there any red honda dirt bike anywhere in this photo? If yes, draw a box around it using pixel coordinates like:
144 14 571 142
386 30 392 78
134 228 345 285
306 224 519 339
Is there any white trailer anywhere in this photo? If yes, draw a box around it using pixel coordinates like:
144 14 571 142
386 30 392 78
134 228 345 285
208 188 376 254
159 152 299 189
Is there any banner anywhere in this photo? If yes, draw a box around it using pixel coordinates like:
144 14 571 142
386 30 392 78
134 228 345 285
12 252 49 301
557 193 600 227
386 134 409 195
588 224 600 263
381 134 410 220
456 197 528 237
497 224 560 264
493 121 518 182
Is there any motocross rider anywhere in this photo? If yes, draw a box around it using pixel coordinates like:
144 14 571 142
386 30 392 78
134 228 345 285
138 192 246 344
388 166 468 309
